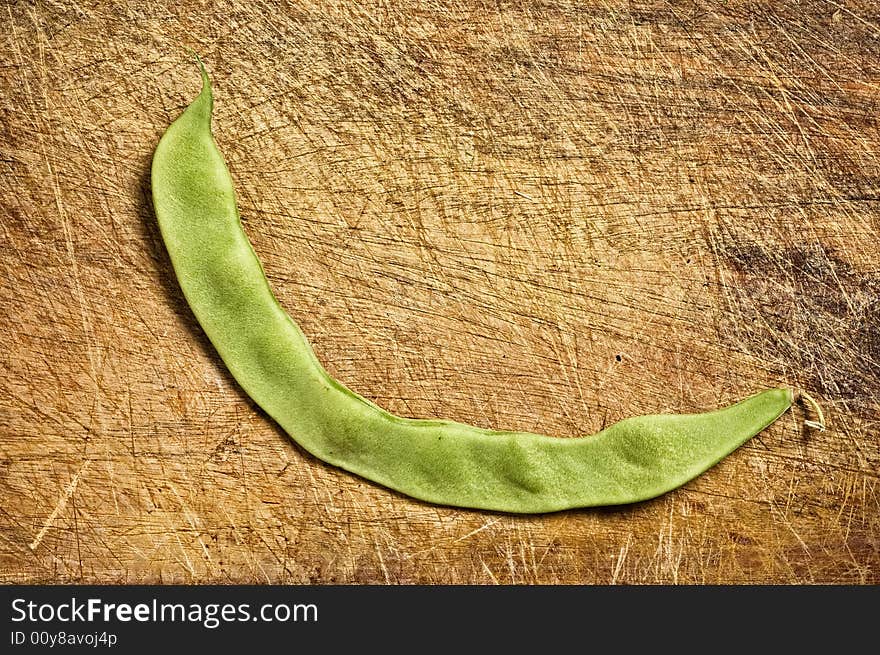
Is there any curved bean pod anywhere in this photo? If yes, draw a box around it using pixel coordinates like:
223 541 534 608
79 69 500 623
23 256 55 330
150 62 792 513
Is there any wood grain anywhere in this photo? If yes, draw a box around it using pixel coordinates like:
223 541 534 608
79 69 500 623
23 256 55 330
1 0 878 584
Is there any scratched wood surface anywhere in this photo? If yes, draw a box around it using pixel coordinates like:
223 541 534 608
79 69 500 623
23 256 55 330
1 0 878 584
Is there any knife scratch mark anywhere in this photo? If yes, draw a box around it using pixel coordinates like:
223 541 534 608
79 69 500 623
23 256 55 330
480 558 500 585
402 517 500 559
375 543 390 584
454 518 500 544
29 461 91 551
610 534 632 585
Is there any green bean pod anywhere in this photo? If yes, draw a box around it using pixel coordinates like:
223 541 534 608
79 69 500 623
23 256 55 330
150 62 792 513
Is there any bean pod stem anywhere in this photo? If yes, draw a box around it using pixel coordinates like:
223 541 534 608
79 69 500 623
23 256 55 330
150 61 792 513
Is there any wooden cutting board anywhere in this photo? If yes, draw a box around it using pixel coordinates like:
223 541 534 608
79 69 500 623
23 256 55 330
1 0 877 584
